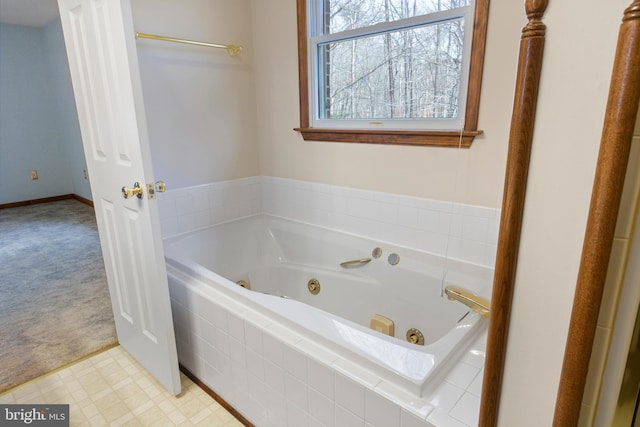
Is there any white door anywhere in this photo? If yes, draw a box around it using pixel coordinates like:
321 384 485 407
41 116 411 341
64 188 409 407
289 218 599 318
57 0 180 394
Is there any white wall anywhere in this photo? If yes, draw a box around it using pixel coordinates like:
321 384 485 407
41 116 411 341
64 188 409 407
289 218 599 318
131 0 259 190
42 18 92 201
0 21 87 204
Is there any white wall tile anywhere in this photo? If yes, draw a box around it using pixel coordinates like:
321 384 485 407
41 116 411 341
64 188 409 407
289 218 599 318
244 321 263 353
460 347 486 370
401 410 433 427
192 186 210 213
245 395 268 427
230 359 249 401
428 381 465 412
213 328 230 356
467 371 483 397
161 176 500 267
226 312 245 342
457 239 487 266
418 209 441 233
190 354 206 381
333 359 382 389
335 404 365 427
287 401 310 426
426 408 467 427
487 216 500 245
283 344 307 381
461 204 494 218
203 359 217 388
209 302 228 331
309 416 329 427
462 215 489 242
246 348 264 380
228 337 246 368
308 357 335 399
485 243 498 268
365 388 401 426
174 193 195 216
397 205 419 228
335 373 365 418
157 196 176 220
444 362 480 390
262 331 286 369
160 217 179 238
373 381 434 420
264 359 285 395
297 340 339 366
449 392 480 426
309 387 335 427
264 385 287 427
448 213 463 238
247 371 265 402
284 373 308 411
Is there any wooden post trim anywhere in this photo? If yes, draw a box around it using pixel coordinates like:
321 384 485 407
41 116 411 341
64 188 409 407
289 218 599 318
479 1 549 425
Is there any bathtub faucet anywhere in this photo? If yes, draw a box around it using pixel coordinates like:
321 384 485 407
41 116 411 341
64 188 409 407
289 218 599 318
444 286 491 319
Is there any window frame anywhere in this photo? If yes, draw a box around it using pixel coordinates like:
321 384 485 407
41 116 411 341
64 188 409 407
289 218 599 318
295 0 490 148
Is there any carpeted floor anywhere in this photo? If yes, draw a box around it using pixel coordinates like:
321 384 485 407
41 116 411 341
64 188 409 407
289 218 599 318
0 200 117 392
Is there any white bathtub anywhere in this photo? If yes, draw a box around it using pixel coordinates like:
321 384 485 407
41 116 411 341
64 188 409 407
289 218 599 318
164 214 491 400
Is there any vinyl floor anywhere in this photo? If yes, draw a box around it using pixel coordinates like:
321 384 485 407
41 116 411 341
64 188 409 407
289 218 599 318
0 345 244 426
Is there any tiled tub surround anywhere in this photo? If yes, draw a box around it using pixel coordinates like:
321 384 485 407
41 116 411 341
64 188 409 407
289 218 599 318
159 176 497 426
167 267 488 427
158 176 500 268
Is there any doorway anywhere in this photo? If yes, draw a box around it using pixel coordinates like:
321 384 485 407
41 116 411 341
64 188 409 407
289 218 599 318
0 2 117 392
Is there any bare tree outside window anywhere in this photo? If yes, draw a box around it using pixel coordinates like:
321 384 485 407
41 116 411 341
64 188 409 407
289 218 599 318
316 0 470 121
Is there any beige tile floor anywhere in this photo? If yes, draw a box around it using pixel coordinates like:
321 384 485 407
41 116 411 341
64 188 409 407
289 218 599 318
0 345 244 426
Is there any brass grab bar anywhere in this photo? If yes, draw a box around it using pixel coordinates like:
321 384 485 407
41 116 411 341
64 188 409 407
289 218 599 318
340 258 372 268
444 285 491 319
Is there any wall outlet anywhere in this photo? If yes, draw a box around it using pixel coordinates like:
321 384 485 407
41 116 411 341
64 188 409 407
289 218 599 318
83 169 88 179
30 170 38 180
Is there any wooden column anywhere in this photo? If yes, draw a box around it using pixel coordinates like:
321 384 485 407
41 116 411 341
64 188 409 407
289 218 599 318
479 1 548 425
553 2 640 425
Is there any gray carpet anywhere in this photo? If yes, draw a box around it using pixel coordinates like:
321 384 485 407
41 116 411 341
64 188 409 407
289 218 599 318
0 200 117 392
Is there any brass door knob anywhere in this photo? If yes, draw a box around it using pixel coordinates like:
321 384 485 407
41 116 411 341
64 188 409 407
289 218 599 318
122 182 143 199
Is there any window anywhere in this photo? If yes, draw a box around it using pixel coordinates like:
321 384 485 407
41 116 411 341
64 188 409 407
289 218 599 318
295 0 489 147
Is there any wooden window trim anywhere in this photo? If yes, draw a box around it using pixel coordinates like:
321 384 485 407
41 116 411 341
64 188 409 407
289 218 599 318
295 0 490 148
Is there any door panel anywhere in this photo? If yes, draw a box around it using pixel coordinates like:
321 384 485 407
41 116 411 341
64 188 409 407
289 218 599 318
58 0 180 394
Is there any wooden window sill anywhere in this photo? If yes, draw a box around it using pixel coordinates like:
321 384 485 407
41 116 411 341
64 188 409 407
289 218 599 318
294 127 482 148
